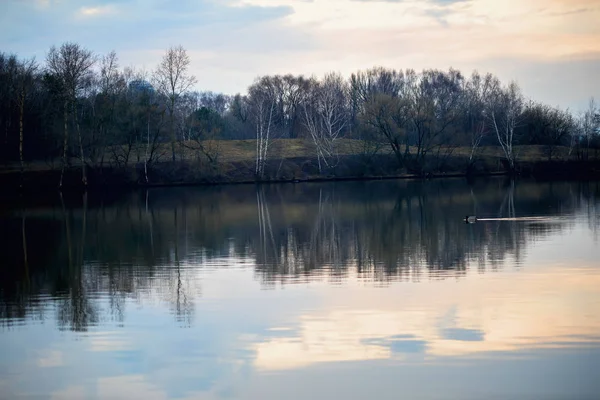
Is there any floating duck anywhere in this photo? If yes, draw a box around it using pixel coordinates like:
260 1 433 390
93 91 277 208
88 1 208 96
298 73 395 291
464 215 477 224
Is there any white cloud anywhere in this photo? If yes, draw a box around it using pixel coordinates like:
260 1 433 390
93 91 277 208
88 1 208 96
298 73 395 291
78 5 116 17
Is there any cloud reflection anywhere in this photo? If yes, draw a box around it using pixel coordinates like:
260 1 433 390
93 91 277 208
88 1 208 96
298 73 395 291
253 264 600 370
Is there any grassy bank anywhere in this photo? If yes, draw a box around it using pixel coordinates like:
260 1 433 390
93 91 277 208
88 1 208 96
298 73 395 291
1 139 600 191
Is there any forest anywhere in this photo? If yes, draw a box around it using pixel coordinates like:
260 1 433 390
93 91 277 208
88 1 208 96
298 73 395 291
1 43 599 189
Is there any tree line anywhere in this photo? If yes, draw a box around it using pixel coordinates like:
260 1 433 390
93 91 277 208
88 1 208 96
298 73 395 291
1 43 599 186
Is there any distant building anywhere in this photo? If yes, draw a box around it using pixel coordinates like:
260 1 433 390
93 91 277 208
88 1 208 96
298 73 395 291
128 79 155 95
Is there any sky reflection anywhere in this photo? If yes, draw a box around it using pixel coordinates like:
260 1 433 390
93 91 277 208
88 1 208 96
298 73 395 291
0 179 599 399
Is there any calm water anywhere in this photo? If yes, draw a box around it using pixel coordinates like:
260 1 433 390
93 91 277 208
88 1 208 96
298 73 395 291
1 178 599 400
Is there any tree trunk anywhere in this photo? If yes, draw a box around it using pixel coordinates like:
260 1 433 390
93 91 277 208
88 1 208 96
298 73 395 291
59 100 69 188
145 117 150 183
18 91 25 188
170 104 176 162
73 100 87 186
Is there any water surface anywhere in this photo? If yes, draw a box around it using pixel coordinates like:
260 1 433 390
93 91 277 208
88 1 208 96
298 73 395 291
1 178 599 399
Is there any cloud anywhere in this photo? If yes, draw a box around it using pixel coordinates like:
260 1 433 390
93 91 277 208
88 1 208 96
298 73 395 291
0 0 599 109
78 5 117 17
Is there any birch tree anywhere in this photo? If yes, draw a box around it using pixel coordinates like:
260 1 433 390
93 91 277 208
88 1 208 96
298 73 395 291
46 42 96 187
153 46 196 162
302 72 349 172
485 81 524 171
249 77 277 178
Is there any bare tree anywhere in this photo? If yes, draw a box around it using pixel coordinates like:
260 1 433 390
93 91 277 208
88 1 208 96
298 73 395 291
130 69 167 183
99 51 120 95
249 77 278 178
92 51 123 168
276 75 307 138
350 67 404 105
464 71 497 164
360 93 409 168
302 72 349 172
153 46 197 162
230 93 250 124
521 101 574 161
198 91 231 116
15 57 38 186
576 97 598 160
485 81 524 171
179 91 200 142
184 106 223 172
353 67 410 170
406 68 464 172
46 42 96 187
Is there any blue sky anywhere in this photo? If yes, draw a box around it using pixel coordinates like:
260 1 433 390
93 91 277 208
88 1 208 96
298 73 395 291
1 0 599 111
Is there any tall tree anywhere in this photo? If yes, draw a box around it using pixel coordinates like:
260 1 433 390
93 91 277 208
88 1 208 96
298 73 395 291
46 42 96 187
350 67 404 105
0 53 19 164
485 81 524 171
248 77 277 178
276 75 307 139
463 71 497 164
360 93 410 168
153 46 197 162
15 57 38 185
302 73 349 172
91 50 123 168
406 68 464 171
353 67 410 169
578 97 599 160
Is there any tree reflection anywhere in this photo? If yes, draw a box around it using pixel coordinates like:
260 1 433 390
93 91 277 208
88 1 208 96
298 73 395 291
0 179 598 330
57 192 99 332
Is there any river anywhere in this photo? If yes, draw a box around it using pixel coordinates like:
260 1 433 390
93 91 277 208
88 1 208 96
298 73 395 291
1 178 599 399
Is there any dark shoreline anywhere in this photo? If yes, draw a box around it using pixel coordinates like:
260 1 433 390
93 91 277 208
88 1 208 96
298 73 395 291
2 157 600 195
1 169 509 195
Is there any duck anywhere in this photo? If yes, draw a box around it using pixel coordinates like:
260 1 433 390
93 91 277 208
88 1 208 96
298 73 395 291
464 215 477 224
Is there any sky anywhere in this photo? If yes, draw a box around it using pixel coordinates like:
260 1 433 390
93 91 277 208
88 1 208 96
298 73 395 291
1 0 599 111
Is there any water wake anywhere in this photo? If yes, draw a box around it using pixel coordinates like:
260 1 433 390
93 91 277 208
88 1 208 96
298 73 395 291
475 216 563 222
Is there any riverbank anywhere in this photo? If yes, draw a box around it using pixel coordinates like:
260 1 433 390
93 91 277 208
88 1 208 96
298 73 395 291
2 145 600 193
